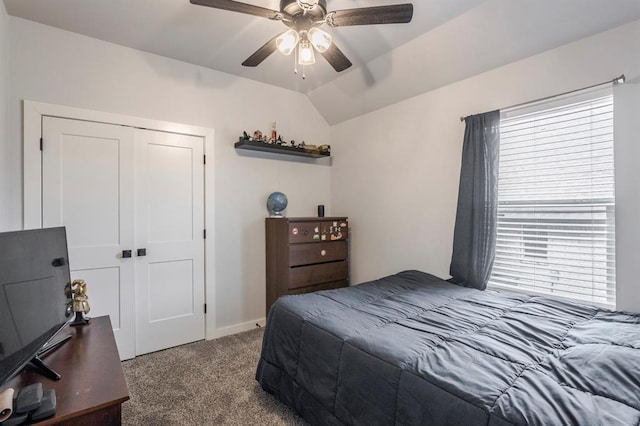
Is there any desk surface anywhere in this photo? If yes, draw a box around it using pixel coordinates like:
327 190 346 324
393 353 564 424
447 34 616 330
3 316 129 424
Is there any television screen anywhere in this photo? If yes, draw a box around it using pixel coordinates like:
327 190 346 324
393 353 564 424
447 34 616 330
0 227 73 386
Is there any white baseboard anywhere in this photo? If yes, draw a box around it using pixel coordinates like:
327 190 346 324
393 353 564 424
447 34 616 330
209 318 266 339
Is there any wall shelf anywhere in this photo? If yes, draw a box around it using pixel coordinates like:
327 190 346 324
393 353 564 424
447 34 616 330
234 140 330 159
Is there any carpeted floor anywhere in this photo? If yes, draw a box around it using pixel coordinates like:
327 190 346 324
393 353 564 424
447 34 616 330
121 327 306 425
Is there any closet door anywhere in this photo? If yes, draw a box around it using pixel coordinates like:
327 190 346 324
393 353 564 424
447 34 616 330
133 129 205 355
42 117 136 360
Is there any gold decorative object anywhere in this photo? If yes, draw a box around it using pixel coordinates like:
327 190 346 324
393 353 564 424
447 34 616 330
69 279 90 326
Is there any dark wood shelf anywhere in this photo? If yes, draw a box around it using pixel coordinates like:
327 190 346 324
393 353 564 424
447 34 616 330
234 140 330 159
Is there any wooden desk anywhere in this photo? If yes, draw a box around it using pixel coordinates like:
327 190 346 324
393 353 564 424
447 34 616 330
2 316 129 425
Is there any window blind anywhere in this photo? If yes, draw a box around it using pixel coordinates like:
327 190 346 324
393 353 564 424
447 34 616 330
489 89 616 308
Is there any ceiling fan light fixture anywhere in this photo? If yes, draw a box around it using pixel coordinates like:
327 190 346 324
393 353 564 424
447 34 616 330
308 27 332 53
298 39 316 65
276 29 300 55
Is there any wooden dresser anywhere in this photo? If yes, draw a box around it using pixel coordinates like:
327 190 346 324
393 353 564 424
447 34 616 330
265 217 349 314
3 316 129 425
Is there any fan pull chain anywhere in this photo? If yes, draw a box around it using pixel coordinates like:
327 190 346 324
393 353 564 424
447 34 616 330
292 46 306 79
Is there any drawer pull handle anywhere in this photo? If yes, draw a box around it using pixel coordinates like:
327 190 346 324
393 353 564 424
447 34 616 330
320 250 327 256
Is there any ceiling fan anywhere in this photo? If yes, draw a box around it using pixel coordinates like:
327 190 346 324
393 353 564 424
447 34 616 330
190 0 414 76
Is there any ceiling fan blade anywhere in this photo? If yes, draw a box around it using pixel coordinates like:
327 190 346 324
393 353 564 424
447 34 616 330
190 0 281 20
319 43 352 72
326 4 413 27
242 33 281 67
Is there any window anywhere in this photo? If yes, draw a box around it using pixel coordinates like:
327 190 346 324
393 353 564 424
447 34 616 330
489 88 616 308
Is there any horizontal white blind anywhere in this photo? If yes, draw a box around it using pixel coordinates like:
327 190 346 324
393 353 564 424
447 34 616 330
489 91 616 307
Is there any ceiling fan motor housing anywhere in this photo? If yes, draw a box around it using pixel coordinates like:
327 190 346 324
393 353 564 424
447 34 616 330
281 0 327 31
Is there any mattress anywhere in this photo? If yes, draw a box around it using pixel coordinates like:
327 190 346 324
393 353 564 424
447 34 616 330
256 270 640 425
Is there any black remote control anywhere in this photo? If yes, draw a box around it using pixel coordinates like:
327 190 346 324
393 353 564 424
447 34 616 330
30 389 56 421
14 383 42 414
0 411 28 426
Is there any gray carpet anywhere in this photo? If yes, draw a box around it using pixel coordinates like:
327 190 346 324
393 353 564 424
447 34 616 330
121 328 306 425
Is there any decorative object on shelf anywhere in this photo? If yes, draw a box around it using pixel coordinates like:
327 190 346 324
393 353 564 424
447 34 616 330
69 279 90 326
271 122 278 142
267 192 288 217
253 130 264 142
235 139 330 159
318 205 325 217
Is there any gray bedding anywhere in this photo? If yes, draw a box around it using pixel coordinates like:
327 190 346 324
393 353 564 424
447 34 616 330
256 270 640 425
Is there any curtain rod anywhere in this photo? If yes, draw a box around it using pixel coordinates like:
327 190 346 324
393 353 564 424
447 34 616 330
459 74 625 122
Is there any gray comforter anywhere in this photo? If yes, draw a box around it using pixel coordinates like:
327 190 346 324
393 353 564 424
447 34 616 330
256 270 640 425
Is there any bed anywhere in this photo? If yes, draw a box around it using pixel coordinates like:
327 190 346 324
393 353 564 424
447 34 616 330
255 270 640 425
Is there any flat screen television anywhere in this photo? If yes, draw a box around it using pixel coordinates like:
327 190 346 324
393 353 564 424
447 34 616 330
0 227 74 387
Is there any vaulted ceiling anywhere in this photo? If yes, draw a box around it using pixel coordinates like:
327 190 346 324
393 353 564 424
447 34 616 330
4 0 640 124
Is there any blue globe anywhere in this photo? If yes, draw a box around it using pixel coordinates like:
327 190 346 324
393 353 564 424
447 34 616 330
267 192 288 217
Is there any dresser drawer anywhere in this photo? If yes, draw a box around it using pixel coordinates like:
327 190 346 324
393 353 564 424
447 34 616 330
288 220 349 243
289 241 347 267
287 280 348 295
289 261 348 290
288 222 320 243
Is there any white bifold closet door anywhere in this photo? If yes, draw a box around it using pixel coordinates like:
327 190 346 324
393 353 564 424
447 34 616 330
42 117 205 360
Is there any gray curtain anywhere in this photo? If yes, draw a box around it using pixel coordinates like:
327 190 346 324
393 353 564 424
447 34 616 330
449 110 500 290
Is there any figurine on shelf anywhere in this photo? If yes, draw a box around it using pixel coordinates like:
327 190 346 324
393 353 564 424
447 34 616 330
253 130 263 142
290 140 296 147
271 121 277 142
276 135 284 145
69 279 90 326
242 131 250 140
319 144 331 154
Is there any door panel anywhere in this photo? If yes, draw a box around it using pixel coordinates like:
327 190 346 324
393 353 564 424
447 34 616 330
42 117 136 360
147 143 194 243
59 134 121 247
134 129 205 355
148 259 194 322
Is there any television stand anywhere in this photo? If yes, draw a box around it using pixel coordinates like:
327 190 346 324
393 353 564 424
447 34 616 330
29 356 61 382
38 334 72 358
29 334 74 381
2 316 129 424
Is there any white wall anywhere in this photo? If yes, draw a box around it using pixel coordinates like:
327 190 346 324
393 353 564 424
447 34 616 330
331 20 640 312
0 2 8 231
7 17 331 331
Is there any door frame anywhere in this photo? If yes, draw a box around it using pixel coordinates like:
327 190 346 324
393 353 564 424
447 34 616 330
23 100 217 340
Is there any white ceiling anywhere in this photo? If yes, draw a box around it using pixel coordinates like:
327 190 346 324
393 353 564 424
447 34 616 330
4 0 640 123
2 0 485 92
